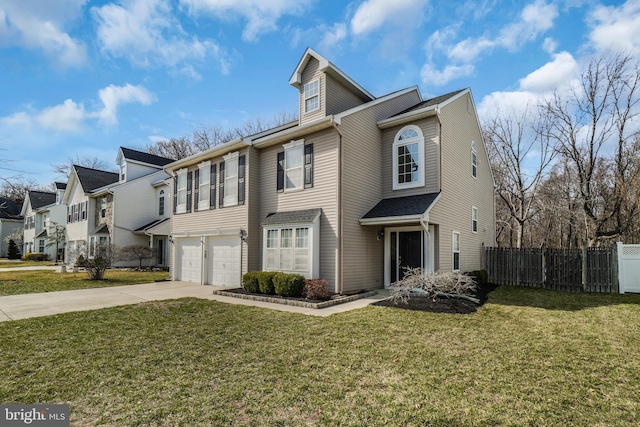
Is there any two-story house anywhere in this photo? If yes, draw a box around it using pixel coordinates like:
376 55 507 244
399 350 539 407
62 147 173 267
21 183 67 260
165 48 495 293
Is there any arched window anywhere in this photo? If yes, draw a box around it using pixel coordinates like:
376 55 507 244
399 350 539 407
392 125 425 190
159 190 165 216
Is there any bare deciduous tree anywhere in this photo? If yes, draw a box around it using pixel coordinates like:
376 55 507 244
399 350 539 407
51 155 112 179
483 106 556 248
542 54 640 246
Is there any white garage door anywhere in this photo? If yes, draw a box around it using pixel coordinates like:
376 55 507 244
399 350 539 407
207 236 241 287
177 238 202 283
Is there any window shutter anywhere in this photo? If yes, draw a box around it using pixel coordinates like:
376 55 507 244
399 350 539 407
219 161 225 207
276 151 284 192
194 169 200 212
186 171 192 213
173 176 177 214
210 164 216 209
238 155 246 205
304 143 313 188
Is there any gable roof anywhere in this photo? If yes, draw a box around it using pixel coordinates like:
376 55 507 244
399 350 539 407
0 198 22 219
28 191 56 210
289 48 374 102
360 193 440 224
74 165 119 193
120 147 174 167
378 89 469 129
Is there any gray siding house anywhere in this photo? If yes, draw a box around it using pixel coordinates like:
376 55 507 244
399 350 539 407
166 48 495 293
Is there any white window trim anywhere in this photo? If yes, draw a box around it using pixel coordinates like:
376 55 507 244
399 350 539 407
159 190 165 216
262 219 320 279
452 231 461 272
472 206 478 233
304 79 320 114
392 125 425 190
198 161 211 210
283 139 305 192
175 168 188 214
223 152 239 207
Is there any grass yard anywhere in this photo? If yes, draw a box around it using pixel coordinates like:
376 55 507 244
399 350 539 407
0 270 170 295
1 286 640 426
0 260 55 268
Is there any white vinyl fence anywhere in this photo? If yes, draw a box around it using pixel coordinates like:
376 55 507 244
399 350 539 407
617 242 640 294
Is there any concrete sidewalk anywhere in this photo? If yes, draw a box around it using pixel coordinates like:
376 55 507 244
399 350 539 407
0 281 389 321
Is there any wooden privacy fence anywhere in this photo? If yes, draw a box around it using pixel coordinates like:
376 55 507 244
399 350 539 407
484 246 619 293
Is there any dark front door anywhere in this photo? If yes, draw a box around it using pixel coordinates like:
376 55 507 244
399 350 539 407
390 230 423 283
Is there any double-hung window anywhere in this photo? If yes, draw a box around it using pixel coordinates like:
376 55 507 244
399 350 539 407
304 79 319 113
175 169 188 213
223 153 238 207
100 198 107 218
393 125 425 190
158 190 165 216
284 140 304 191
452 232 460 271
197 161 211 211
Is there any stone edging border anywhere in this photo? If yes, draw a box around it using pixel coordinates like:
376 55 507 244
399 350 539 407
212 289 379 309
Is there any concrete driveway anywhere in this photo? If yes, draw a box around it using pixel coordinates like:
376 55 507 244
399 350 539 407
0 281 388 321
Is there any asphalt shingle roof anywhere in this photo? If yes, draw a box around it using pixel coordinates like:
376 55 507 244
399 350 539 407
74 165 119 193
121 147 175 167
362 193 440 219
28 191 56 210
262 208 322 226
55 182 67 190
0 198 21 219
390 89 466 118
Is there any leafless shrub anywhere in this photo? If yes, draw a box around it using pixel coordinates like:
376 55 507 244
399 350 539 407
390 268 478 304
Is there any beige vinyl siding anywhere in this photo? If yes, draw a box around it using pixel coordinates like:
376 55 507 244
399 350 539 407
339 90 423 292
170 147 250 281
381 116 440 199
258 128 339 291
247 146 262 272
299 58 325 125
428 93 495 272
325 75 367 116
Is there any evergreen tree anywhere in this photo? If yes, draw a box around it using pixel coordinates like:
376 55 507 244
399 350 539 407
7 239 21 260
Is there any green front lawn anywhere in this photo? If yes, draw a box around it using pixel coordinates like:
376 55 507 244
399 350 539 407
0 270 169 295
1 286 639 425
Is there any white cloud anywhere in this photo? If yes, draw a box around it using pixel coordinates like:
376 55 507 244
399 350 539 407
477 90 542 123
0 84 155 133
318 23 347 52
588 0 640 53
519 51 578 92
93 0 229 75
93 84 155 126
180 0 313 42
0 0 87 68
422 0 558 87
421 63 474 87
350 0 429 36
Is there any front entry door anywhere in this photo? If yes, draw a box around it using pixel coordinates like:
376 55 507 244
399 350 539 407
390 230 423 283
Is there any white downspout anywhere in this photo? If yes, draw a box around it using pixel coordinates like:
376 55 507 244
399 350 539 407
421 215 431 272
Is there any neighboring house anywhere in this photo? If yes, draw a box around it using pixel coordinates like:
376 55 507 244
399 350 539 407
20 183 67 260
62 147 173 267
0 198 22 258
165 48 495 292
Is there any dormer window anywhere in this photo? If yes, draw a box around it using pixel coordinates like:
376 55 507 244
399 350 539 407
304 79 319 113
392 125 425 190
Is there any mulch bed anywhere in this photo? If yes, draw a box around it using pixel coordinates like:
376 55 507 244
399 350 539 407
372 283 498 314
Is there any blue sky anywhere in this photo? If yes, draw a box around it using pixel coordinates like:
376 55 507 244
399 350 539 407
1 0 638 187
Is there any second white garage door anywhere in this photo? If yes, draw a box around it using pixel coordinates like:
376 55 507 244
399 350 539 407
207 236 241 287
